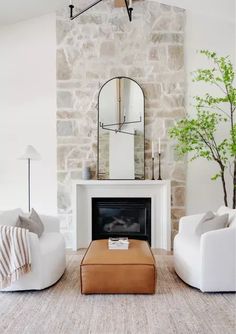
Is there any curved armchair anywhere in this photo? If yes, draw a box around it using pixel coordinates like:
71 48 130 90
174 212 236 292
1 213 66 291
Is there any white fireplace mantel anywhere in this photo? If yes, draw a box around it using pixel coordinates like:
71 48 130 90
72 180 171 250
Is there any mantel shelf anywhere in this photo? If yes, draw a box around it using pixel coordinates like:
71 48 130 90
73 179 170 186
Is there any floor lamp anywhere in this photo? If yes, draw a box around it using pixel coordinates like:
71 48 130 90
19 145 41 212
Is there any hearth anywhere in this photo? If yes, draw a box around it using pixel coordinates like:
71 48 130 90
92 197 151 245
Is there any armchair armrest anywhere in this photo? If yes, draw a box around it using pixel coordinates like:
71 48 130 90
178 213 205 236
39 215 60 233
28 232 40 262
200 228 236 291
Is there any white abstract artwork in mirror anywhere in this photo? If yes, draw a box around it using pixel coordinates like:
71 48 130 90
98 77 145 179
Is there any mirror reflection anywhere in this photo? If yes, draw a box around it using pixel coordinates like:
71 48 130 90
98 77 145 179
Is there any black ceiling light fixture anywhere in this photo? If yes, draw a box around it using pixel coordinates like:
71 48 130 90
69 0 134 22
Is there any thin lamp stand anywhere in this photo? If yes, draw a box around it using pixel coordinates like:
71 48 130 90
152 157 155 180
158 153 162 180
28 158 31 212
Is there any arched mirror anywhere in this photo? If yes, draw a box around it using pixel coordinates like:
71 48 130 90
97 77 145 180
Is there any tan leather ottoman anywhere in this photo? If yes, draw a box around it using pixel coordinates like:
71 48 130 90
80 239 156 294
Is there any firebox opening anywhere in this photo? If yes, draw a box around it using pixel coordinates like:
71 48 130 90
92 197 151 245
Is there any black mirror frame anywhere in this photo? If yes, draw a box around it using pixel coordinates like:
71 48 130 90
97 76 145 180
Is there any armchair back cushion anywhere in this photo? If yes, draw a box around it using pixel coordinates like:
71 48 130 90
0 208 23 226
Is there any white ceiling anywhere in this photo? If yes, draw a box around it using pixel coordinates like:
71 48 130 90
0 0 65 25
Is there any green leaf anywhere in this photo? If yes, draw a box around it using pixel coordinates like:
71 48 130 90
211 173 221 181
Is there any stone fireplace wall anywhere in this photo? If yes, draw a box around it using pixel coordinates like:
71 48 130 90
56 0 186 247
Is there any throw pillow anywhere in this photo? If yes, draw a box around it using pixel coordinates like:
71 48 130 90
29 208 44 235
195 211 228 236
217 206 236 227
0 208 23 226
16 208 44 238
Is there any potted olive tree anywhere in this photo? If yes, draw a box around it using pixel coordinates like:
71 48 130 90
169 50 236 208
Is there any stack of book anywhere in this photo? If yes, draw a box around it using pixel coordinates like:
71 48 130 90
108 237 129 250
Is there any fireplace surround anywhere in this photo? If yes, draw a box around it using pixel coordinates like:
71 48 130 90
72 180 171 250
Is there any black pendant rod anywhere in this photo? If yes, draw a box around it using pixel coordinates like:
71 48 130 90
69 0 133 22
124 0 133 22
69 0 103 20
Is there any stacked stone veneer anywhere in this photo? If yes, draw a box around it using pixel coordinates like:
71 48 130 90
56 0 186 247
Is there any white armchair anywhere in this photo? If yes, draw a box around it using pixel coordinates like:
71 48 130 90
0 210 66 291
174 208 236 292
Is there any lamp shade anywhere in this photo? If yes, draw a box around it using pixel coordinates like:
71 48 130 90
19 145 41 160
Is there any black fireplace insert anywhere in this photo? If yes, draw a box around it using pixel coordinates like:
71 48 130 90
92 197 151 245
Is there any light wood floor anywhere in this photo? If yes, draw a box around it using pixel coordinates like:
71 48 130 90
0 253 235 334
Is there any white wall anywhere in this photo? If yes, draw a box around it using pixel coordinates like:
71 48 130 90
0 13 57 214
161 0 235 213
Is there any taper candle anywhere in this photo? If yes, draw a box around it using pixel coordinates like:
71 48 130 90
158 138 161 153
152 141 155 158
